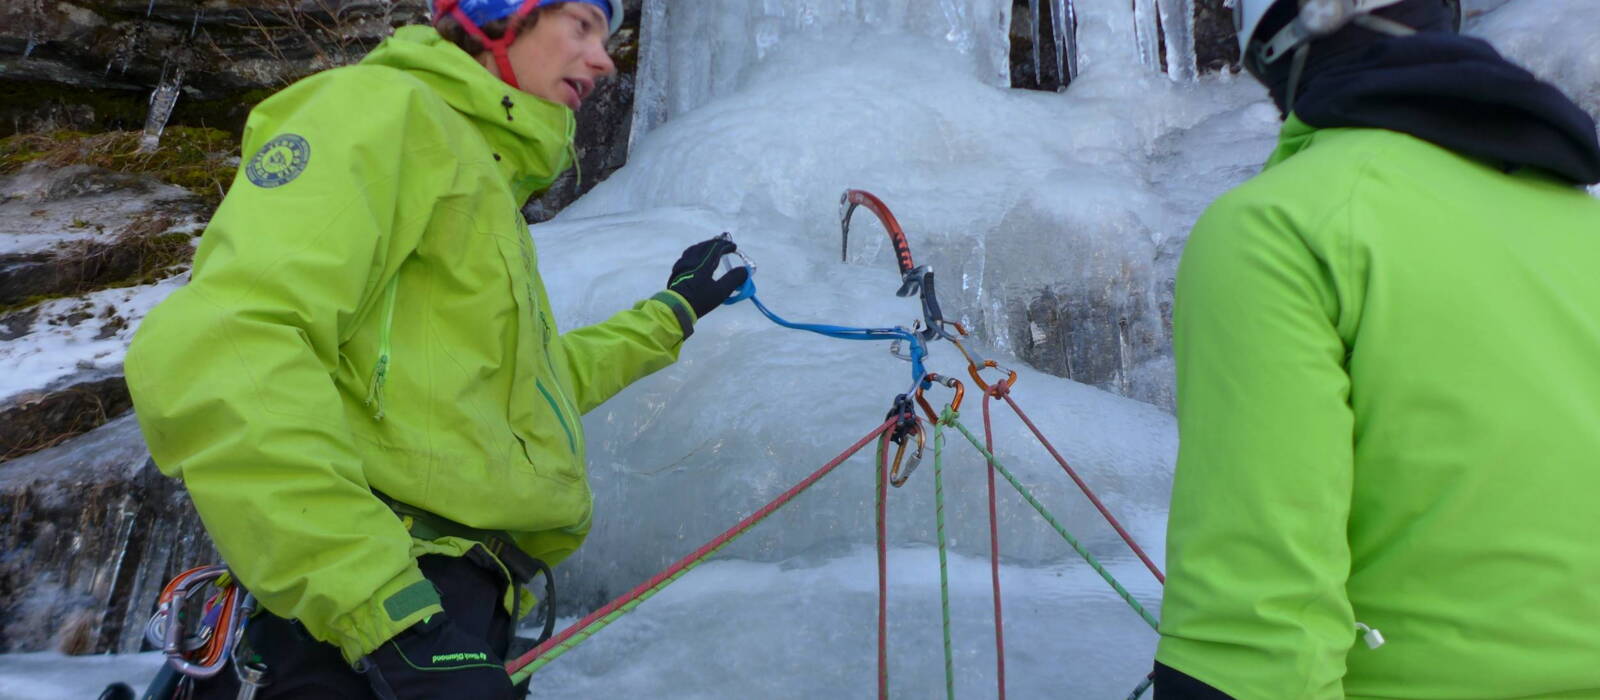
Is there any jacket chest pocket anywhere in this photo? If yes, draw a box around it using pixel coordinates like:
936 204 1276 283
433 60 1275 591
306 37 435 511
492 234 582 482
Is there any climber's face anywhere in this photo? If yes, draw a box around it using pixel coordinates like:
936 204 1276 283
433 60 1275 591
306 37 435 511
498 3 615 111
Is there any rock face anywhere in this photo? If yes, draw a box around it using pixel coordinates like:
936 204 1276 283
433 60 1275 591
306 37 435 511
0 164 205 461
1008 0 1240 92
0 164 205 309
1 1 430 136
0 414 216 655
524 0 644 222
1192 0 1241 74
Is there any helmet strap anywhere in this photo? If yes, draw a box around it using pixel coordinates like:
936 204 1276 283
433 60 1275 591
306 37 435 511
434 0 544 90
1285 43 1310 112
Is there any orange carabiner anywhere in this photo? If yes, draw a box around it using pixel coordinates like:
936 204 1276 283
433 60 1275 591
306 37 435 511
968 359 1018 396
915 373 965 424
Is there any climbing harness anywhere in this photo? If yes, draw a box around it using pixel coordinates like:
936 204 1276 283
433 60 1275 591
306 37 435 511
141 565 265 699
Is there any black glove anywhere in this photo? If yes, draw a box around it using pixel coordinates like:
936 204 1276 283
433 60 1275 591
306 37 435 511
667 236 750 319
360 614 515 700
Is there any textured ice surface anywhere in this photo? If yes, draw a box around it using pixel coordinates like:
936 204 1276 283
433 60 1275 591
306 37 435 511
530 548 1163 698
630 0 1013 143
1467 0 1600 128
577 0 1278 406
0 650 162 699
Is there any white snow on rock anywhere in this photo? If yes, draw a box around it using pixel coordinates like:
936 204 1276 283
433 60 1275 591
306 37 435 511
0 164 196 257
0 273 188 402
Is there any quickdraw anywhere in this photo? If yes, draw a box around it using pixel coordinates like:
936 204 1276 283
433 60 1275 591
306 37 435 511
142 565 266 699
505 189 1171 699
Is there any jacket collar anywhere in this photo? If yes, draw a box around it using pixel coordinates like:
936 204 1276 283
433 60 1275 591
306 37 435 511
1263 115 1317 170
361 25 575 202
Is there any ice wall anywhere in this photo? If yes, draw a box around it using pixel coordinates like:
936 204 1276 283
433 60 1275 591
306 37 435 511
551 0 1278 605
581 0 1278 411
630 0 1012 143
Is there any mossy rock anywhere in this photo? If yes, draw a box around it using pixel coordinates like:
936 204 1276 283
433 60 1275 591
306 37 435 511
0 127 239 205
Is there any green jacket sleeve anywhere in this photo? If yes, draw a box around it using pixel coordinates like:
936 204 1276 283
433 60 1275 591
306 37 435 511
553 290 696 415
126 67 454 663
1154 189 1357 699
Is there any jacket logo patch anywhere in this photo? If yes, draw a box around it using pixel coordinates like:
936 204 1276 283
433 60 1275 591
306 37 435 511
246 134 311 188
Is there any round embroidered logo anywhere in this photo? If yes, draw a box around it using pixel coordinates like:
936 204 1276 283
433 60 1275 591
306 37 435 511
245 134 311 188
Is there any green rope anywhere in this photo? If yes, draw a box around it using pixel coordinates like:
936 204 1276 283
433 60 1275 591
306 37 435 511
932 418 955 700
509 536 743 683
942 408 1160 631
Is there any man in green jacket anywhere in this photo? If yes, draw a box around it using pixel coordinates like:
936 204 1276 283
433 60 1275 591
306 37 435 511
124 1 747 697
1154 1 1600 698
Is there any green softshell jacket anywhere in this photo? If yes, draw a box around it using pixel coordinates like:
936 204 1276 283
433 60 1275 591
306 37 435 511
125 26 698 663
1156 116 1600 698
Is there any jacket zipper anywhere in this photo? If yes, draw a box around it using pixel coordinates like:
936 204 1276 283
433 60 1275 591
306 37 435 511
534 379 577 455
363 275 400 420
538 312 581 457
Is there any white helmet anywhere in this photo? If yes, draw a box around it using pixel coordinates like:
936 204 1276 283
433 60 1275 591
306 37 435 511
1234 0 1416 68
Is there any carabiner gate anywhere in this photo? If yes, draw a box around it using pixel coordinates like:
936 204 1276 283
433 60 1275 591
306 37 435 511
888 423 926 488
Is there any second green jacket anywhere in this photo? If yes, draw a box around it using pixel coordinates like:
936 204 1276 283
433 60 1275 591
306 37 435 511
1156 117 1600 698
125 26 697 663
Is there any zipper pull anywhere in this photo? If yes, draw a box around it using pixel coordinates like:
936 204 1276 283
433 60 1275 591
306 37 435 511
1355 622 1386 650
364 353 390 421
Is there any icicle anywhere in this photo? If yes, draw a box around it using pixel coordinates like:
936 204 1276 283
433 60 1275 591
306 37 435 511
189 9 201 38
1156 0 1196 80
1029 0 1043 87
145 0 156 18
628 0 668 153
22 0 41 58
1053 0 1078 85
1133 0 1162 72
992 0 1012 87
139 66 183 153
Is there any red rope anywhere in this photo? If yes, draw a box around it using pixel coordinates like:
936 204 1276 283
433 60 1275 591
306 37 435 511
506 417 899 676
875 426 893 700
998 390 1165 584
982 392 1009 698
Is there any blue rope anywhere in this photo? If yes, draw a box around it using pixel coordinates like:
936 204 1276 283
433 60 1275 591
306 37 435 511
726 275 929 389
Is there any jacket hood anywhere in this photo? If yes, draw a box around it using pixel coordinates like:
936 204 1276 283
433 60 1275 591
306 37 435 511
1284 32 1600 185
361 25 576 201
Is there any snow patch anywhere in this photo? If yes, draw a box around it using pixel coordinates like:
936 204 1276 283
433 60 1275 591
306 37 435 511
0 273 188 401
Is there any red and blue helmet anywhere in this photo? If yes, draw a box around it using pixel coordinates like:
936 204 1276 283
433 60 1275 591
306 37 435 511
433 0 623 89
443 0 622 37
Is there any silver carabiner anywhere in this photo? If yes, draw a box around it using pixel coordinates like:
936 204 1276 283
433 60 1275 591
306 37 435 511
715 232 757 277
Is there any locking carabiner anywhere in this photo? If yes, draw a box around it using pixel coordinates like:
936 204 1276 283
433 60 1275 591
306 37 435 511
888 424 926 488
